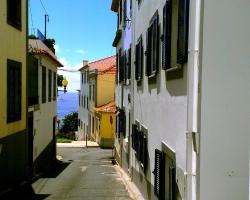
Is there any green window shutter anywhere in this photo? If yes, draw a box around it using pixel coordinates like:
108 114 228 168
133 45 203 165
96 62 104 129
162 0 172 69
48 70 52 102
42 66 46 103
154 149 165 199
177 0 190 64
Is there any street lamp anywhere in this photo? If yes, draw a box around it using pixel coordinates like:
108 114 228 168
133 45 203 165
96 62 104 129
62 78 68 93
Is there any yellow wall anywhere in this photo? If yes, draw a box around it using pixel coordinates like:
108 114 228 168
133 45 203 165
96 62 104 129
0 1 27 138
100 113 116 140
96 74 115 106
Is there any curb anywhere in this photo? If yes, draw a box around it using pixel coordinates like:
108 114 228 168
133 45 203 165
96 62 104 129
114 164 145 200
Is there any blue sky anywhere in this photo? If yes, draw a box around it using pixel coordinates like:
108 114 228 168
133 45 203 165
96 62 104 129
29 0 116 91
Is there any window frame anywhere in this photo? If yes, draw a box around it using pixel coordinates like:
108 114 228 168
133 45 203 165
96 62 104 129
135 36 143 82
7 0 22 30
7 59 22 123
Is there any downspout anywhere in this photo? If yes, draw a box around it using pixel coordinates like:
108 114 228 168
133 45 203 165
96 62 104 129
129 0 136 179
186 0 201 200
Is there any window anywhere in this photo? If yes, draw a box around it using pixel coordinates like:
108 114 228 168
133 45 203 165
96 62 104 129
135 36 143 81
53 72 57 100
118 49 125 83
84 95 86 108
116 53 119 83
118 109 126 138
28 56 38 106
7 59 21 123
48 70 52 102
78 94 80 106
123 0 127 28
86 97 89 110
132 124 148 172
153 149 165 199
126 47 131 81
92 117 95 134
78 119 80 127
42 66 46 103
81 72 84 84
93 86 95 101
119 0 123 24
81 95 83 107
162 0 172 69
177 0 189 64
7 0 21 30
89 85 92 100
146 13 159 77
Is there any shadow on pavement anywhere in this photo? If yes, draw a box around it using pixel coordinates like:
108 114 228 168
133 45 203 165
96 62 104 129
0 161 71 200
1 183 50 200
41 161 71 178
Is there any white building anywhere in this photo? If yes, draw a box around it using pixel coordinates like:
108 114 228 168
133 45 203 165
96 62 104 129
28 39 63 173
111 0 132 172
112 0 250 200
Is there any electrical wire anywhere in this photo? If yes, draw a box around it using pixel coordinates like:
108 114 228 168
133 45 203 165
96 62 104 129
39 0 48 15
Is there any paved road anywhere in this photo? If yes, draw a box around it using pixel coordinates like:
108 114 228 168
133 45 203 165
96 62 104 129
4 147 133 200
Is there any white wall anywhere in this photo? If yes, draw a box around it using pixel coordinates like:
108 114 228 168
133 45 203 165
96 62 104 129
33 55 57 161
77 70 89 140
199 0 250 199
131 0 188 187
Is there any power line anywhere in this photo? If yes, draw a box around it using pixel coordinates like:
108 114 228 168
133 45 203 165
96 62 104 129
39 0 48 15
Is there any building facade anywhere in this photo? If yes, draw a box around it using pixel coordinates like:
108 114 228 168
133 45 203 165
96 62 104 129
111 0 133 173
28 39 63 173
111 0 250 200
0 0 29 193
77 56 116 148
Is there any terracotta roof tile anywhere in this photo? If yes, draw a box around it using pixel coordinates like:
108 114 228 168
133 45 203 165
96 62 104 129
89 55 116 73
28 39 63 67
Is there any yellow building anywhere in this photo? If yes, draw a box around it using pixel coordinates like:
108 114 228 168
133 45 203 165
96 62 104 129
78 56 116 148
0 0 29 192
95 102 116 148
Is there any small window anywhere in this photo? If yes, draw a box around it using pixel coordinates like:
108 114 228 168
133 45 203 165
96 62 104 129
28 56 38 106
87 97 89 109
119 0 123 24
127 47 131 81
48 70 52 102
81 95 83 107
115 53 119 83
89 85 92 100
42 66 46 103
146 13 159 77
53 72 57 101
177 0 190 64
81 72 84 84
7 0 22 30
84 95 86 108
123 0 127 28
135 36 143 81
162 0 172 70
7 59 22 123
118 49 125 83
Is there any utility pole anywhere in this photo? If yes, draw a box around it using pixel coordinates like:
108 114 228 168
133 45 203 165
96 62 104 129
44 14 49 39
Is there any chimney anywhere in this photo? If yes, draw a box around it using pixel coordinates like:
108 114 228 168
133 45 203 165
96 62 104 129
83 60 88 67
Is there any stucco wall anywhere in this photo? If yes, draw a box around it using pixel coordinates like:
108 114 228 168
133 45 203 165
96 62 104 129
0 0 27 138
199 1 250 199
33 55 57 161
132 0 187 186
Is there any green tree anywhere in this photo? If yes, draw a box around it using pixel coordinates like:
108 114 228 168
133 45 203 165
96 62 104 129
57 74 64 87
44 38 56 53
60 112 78 134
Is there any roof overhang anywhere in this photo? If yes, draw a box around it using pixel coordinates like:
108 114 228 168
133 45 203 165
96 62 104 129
112 29 122 47
30 51 64 67
111 0 119 12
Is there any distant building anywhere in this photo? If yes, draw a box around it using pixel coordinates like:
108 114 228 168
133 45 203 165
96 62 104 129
77 56 116 148
0 0 29 193
28 39 63 173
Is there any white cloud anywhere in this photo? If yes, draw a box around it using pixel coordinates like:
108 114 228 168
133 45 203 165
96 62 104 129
54 44 60 53
75 49 87 54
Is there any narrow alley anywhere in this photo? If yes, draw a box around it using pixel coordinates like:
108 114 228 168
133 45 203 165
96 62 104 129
2 147 133 200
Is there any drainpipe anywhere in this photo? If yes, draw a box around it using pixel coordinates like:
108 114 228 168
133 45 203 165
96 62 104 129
186 0 201 200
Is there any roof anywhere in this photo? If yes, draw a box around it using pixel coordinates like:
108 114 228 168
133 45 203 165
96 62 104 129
28 39 64 67
94 101 116 113
79 55 116 74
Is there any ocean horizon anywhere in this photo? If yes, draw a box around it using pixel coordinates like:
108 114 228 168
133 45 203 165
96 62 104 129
57 91 78 120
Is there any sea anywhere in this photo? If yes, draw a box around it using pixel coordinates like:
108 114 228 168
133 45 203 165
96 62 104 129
57 91 78 120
